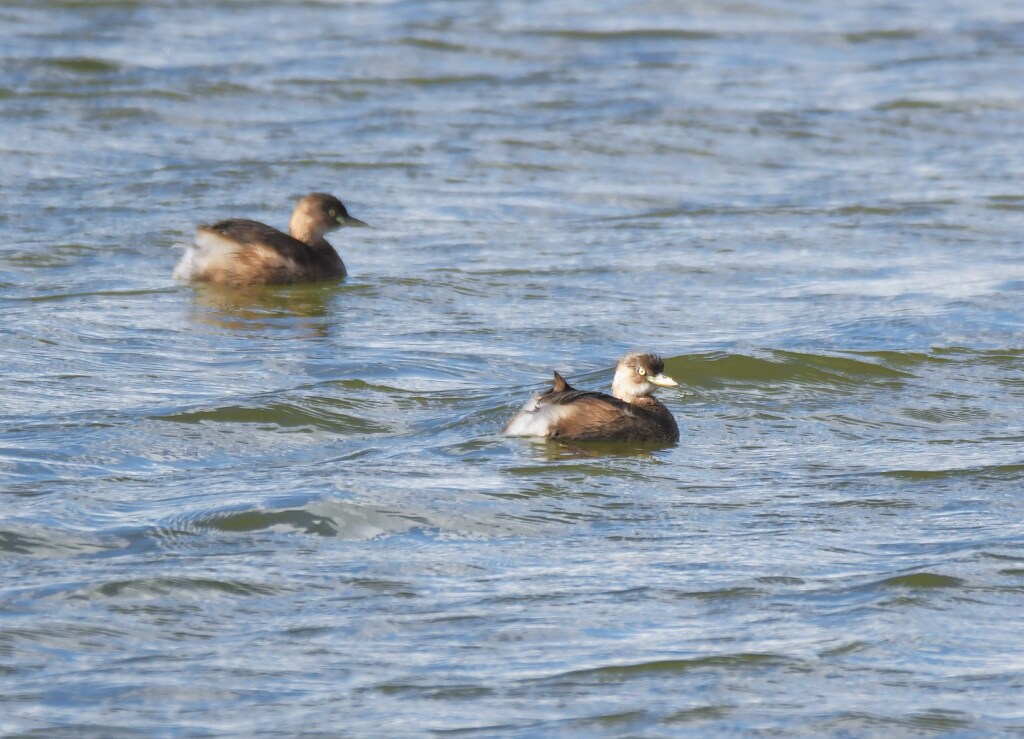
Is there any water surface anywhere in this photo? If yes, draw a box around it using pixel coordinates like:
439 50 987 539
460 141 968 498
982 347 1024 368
3 0 1024 735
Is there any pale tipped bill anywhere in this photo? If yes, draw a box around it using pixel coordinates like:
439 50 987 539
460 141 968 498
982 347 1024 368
648 372 678 387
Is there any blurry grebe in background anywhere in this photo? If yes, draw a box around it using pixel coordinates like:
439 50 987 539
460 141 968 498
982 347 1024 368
174 193 367 286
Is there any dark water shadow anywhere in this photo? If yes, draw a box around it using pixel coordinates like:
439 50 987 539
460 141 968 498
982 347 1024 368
184 280 364 336
522 437 674 462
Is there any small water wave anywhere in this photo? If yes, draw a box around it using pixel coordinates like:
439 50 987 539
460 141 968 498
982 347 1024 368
986 195 1024 212
41 57 123 74
7 287 175 302
153 401 391 434
877 572 965 589
878 462 1024 482
669 350 914 390
542 653 793 685
153 494 553 546
816 710 973 734
0 525 121 557
80 576 282 601
532 29 719 41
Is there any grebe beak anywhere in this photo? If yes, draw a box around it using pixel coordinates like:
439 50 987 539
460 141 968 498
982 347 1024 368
339 214 369 227
648 373 678 387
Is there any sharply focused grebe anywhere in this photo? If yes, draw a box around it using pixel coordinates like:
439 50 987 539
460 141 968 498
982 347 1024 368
173 193 367 285
504 352 680 444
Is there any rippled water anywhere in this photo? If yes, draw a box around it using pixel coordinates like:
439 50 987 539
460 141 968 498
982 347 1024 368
3 0 1024 735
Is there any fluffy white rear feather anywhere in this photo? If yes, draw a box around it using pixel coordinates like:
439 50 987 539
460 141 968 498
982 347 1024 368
503 397 571 437
173 229 240 281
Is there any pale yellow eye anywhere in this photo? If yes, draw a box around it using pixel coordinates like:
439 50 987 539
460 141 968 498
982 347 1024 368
329 210 337 217
636 367 646 376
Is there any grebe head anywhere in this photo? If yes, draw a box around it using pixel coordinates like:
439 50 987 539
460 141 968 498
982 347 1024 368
611 352 677 402
289 193 368 241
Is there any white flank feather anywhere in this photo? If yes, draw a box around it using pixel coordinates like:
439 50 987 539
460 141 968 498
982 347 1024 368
173 230 240 281
503 397 571 437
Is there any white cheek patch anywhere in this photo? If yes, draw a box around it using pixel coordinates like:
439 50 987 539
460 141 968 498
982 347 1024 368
611 370 658 401
612 367 648 400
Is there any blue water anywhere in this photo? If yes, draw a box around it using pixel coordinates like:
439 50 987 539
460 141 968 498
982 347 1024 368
3 0 1024 735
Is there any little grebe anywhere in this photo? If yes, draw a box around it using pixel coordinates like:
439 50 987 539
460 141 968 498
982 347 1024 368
504 352 680 444
174 192 367 285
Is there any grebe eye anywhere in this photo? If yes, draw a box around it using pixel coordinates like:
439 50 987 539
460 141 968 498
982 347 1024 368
329 209 337 217
637 367 646 376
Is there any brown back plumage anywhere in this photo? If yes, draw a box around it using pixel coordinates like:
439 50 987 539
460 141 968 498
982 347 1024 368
206 219 314 261
200 219 345 284
533 370 679 444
